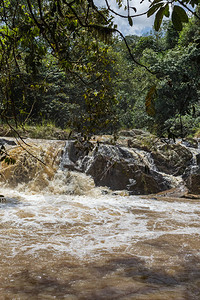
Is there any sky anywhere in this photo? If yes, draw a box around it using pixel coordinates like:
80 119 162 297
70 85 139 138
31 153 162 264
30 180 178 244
94 0 155 36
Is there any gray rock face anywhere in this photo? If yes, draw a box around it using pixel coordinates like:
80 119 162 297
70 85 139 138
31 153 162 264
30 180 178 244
60 131 199 195
84 145 170 194
61 142 171 194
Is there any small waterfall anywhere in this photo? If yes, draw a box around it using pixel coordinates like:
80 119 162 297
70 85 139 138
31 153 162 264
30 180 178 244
0 136 199 196
0 139 99 196
60 140 76 171
128 148 158 171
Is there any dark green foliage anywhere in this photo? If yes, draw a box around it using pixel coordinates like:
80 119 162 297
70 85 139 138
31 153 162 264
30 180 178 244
0 0 199 139
147 0 198 31
164 21 179 49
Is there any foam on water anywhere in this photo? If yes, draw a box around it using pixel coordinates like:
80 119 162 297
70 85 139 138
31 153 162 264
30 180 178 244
0 140 200 298
0 186 199 261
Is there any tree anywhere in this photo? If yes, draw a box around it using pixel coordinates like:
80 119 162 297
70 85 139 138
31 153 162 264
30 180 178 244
143 41 200 136
0 0 199 136
0 0 118 135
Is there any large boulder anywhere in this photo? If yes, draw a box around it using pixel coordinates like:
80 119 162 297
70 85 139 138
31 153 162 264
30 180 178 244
118 131 193 176
60 140 93 171
84 144 170 195
119 132 193 176
60 133 197 195
185 165 200 195
151 144 193 176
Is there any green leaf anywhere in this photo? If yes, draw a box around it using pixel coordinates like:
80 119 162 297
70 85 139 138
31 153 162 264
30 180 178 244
154 7 165 31
172 6 188 31
163 4 170 18
149 0 163 8
174 5 188 23
147 3 164 18
128 16 133 26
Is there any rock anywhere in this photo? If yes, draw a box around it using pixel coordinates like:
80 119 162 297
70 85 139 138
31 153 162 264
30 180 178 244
196 153 200 165
59 131 199 195
128 169 170 195
186 173 200 195
185 165 200 195
153 185 187 198
151 144 193 175
181 138 198 149
84 144 170 195
117 129 159 152
61 140 94 171
0 195 6 203
0 138 16 146
182 193 200 199
119 129 147 137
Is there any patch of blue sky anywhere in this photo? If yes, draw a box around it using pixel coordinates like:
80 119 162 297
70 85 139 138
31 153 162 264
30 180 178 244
94 0 154 36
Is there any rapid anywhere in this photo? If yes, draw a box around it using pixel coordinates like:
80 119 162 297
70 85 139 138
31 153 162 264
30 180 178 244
0 139 199 299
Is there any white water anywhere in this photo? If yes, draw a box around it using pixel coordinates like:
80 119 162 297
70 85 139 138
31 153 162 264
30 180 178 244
0 139 199 299
0 185 199 299
1 188 199 259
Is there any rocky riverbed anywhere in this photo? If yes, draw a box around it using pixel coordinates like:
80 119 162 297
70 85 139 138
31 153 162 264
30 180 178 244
60 130 200 197
0 129 199 198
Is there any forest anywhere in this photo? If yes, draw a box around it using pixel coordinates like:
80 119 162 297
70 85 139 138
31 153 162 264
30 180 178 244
0 0 199 140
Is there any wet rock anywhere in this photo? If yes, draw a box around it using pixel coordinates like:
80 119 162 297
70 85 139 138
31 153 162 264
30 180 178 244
182 193 200 199
68 140 93 163
0 138 16 146
61 140 94 171
60 132 199 195
181 138 198 149
196 153 200 165
186 171 200 195
128 169 170 195
151 144 193 176
85 144 170 195
116 135 195 177
0 195 6 203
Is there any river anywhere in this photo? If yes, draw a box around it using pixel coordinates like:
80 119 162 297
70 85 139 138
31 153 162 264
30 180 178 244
0 139 199 299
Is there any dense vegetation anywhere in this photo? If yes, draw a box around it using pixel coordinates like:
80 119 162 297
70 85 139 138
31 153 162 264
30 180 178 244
0 0 199 139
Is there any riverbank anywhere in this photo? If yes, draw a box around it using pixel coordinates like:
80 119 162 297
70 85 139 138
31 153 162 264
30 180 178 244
0 124 200 140
0 124 70 140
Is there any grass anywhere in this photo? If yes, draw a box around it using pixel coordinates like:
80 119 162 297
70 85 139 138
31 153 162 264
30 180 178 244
0 123 71 140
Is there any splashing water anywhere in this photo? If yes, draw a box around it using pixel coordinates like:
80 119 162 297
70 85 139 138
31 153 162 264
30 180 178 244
0 139 199 299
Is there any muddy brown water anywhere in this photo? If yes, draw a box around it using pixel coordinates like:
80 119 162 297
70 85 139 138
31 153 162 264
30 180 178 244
0 189 199 300
0 139 199 299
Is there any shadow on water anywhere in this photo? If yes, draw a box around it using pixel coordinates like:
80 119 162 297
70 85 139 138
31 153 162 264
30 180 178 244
6 269 75 298
5 254 200 299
